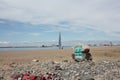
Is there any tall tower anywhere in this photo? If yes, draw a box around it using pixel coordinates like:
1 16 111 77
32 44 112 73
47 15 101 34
59 32 62 49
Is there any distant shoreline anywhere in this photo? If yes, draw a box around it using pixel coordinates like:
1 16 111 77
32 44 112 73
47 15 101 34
0 46 72 51
0 45 119 51
0 47 59 51
0 46 55 48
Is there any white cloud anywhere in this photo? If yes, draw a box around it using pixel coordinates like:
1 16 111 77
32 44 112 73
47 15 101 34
0 41 10 44
0 0 120 37
29 32 41 36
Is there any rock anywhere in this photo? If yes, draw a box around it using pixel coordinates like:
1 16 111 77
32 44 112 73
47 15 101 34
1 60 120 80
86 78 95 80
0 76 4 80
62 60 68 62
32 59 39 62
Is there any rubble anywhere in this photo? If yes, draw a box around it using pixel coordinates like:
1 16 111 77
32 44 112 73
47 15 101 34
0 60 120 80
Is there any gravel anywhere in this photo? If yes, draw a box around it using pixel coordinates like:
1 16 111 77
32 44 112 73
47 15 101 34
0 60 120 80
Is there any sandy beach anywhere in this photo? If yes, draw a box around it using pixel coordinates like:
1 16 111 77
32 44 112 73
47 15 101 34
0 46 120 80
0 46 120 65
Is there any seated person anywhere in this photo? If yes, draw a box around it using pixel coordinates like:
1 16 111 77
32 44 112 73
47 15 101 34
72 44 92 61
82 48 92 61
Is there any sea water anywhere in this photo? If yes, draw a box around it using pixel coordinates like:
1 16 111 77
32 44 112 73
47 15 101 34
0 46 71 51
0 47 59 51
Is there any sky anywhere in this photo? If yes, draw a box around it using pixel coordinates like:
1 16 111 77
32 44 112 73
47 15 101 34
0 0 120 43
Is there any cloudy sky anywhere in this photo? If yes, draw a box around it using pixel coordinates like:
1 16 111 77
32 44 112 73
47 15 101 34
0 0 120 43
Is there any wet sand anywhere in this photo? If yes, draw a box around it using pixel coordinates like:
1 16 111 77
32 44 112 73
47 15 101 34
0 46 120 65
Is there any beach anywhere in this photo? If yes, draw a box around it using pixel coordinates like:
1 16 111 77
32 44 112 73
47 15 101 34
0 46 120 80
0 46 120 65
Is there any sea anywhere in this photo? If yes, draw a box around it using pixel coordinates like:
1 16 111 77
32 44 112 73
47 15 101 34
0 47 57 51
0 46 71 51
0 40 119 51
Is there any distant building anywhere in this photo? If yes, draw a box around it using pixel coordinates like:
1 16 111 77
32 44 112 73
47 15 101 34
59 32 62 49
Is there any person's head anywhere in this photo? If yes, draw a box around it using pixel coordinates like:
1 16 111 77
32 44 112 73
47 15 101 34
83 48 90 53
82 44 90 52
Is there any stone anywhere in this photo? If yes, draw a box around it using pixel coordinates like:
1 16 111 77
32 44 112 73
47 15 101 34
1 60 120 80
32 59 39 62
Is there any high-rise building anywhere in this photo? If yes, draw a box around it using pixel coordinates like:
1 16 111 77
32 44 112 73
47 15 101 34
59 32 62 49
